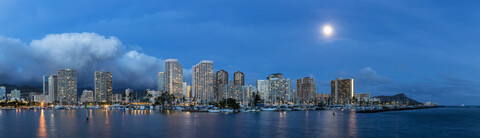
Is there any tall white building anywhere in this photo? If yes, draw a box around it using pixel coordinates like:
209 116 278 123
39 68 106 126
157 72 166 92
182 82 188 98
256 73 292 105
256 80 270 104
57 69 77 105
79 90 94 104
165 59 183 98
125 88 134 103
94 71 112 103
47 75 58 103
192 60 214 104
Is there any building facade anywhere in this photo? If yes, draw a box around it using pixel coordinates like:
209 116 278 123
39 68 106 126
157 72 166 92
57 69 77 104
192 60 214 104
214 70 228 101
125 88 134 103
165 59 183 98
112 94 123 103
0 86 5 100
47 75 58 103
256 80 270 103
79 90 94 104
296 77 316 104
331 78 354 105
94 71 113 103
233 71 245 86
42 75 49 96
11 89 21 100
256 73 292 105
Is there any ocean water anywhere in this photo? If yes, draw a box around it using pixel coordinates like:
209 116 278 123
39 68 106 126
0 106 478 137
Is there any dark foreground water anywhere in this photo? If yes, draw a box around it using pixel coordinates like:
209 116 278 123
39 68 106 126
0 106 479 137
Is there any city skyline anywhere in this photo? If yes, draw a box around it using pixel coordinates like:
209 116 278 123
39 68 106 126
0 1 479 105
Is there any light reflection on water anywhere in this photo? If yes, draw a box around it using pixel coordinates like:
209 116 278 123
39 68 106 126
0 107 478 137
37 110 46 138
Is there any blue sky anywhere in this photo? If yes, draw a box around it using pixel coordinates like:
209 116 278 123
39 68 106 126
0 0 479 105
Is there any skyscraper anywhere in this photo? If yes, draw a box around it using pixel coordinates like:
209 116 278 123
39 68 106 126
182 82 188 98
95 71 113 103
215 70 228 101
47 75 58 103
125 88 133 103
256 80 270 103
57 69 77 104
296 77 316 104
234 71 245 86
79 90 94 104
331 78 354 105
258 73 292 105
42 75 49 95
157 72 166 92
165 59 183 98
0 86 5 100
192 60 214 104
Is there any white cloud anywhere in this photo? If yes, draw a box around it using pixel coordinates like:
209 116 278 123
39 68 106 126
0 32 165 88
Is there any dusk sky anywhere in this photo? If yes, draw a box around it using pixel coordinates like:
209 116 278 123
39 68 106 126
0 0 479 105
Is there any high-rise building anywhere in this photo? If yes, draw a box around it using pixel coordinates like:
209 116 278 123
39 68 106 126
182 82 188 98
331 78 354 105
42 75 49 95
125 88 133 103
79 90 94 104
11 89 21 100
192 60 214 104
258 73 292 105
296 77 316 104
57 69 77 104
47 75 58 103
94 71 113 103
0 86 5 100
165 59 183 98
234 71 245 86
186 85 192 98
214 70 228 101
256 80 270 103
157 72 166 92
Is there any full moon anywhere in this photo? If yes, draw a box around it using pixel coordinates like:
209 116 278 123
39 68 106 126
322 25 333 37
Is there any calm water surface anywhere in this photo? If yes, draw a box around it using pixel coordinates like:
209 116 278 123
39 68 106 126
0 106 478 137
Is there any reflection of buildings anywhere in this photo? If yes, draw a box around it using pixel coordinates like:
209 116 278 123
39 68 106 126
296 77 316 104
331 78 354 105
57 69 77 105
165 59 183 98
95 71 112 103
192 60 214 104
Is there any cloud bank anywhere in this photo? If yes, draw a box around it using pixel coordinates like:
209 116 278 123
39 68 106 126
0 32 164 88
